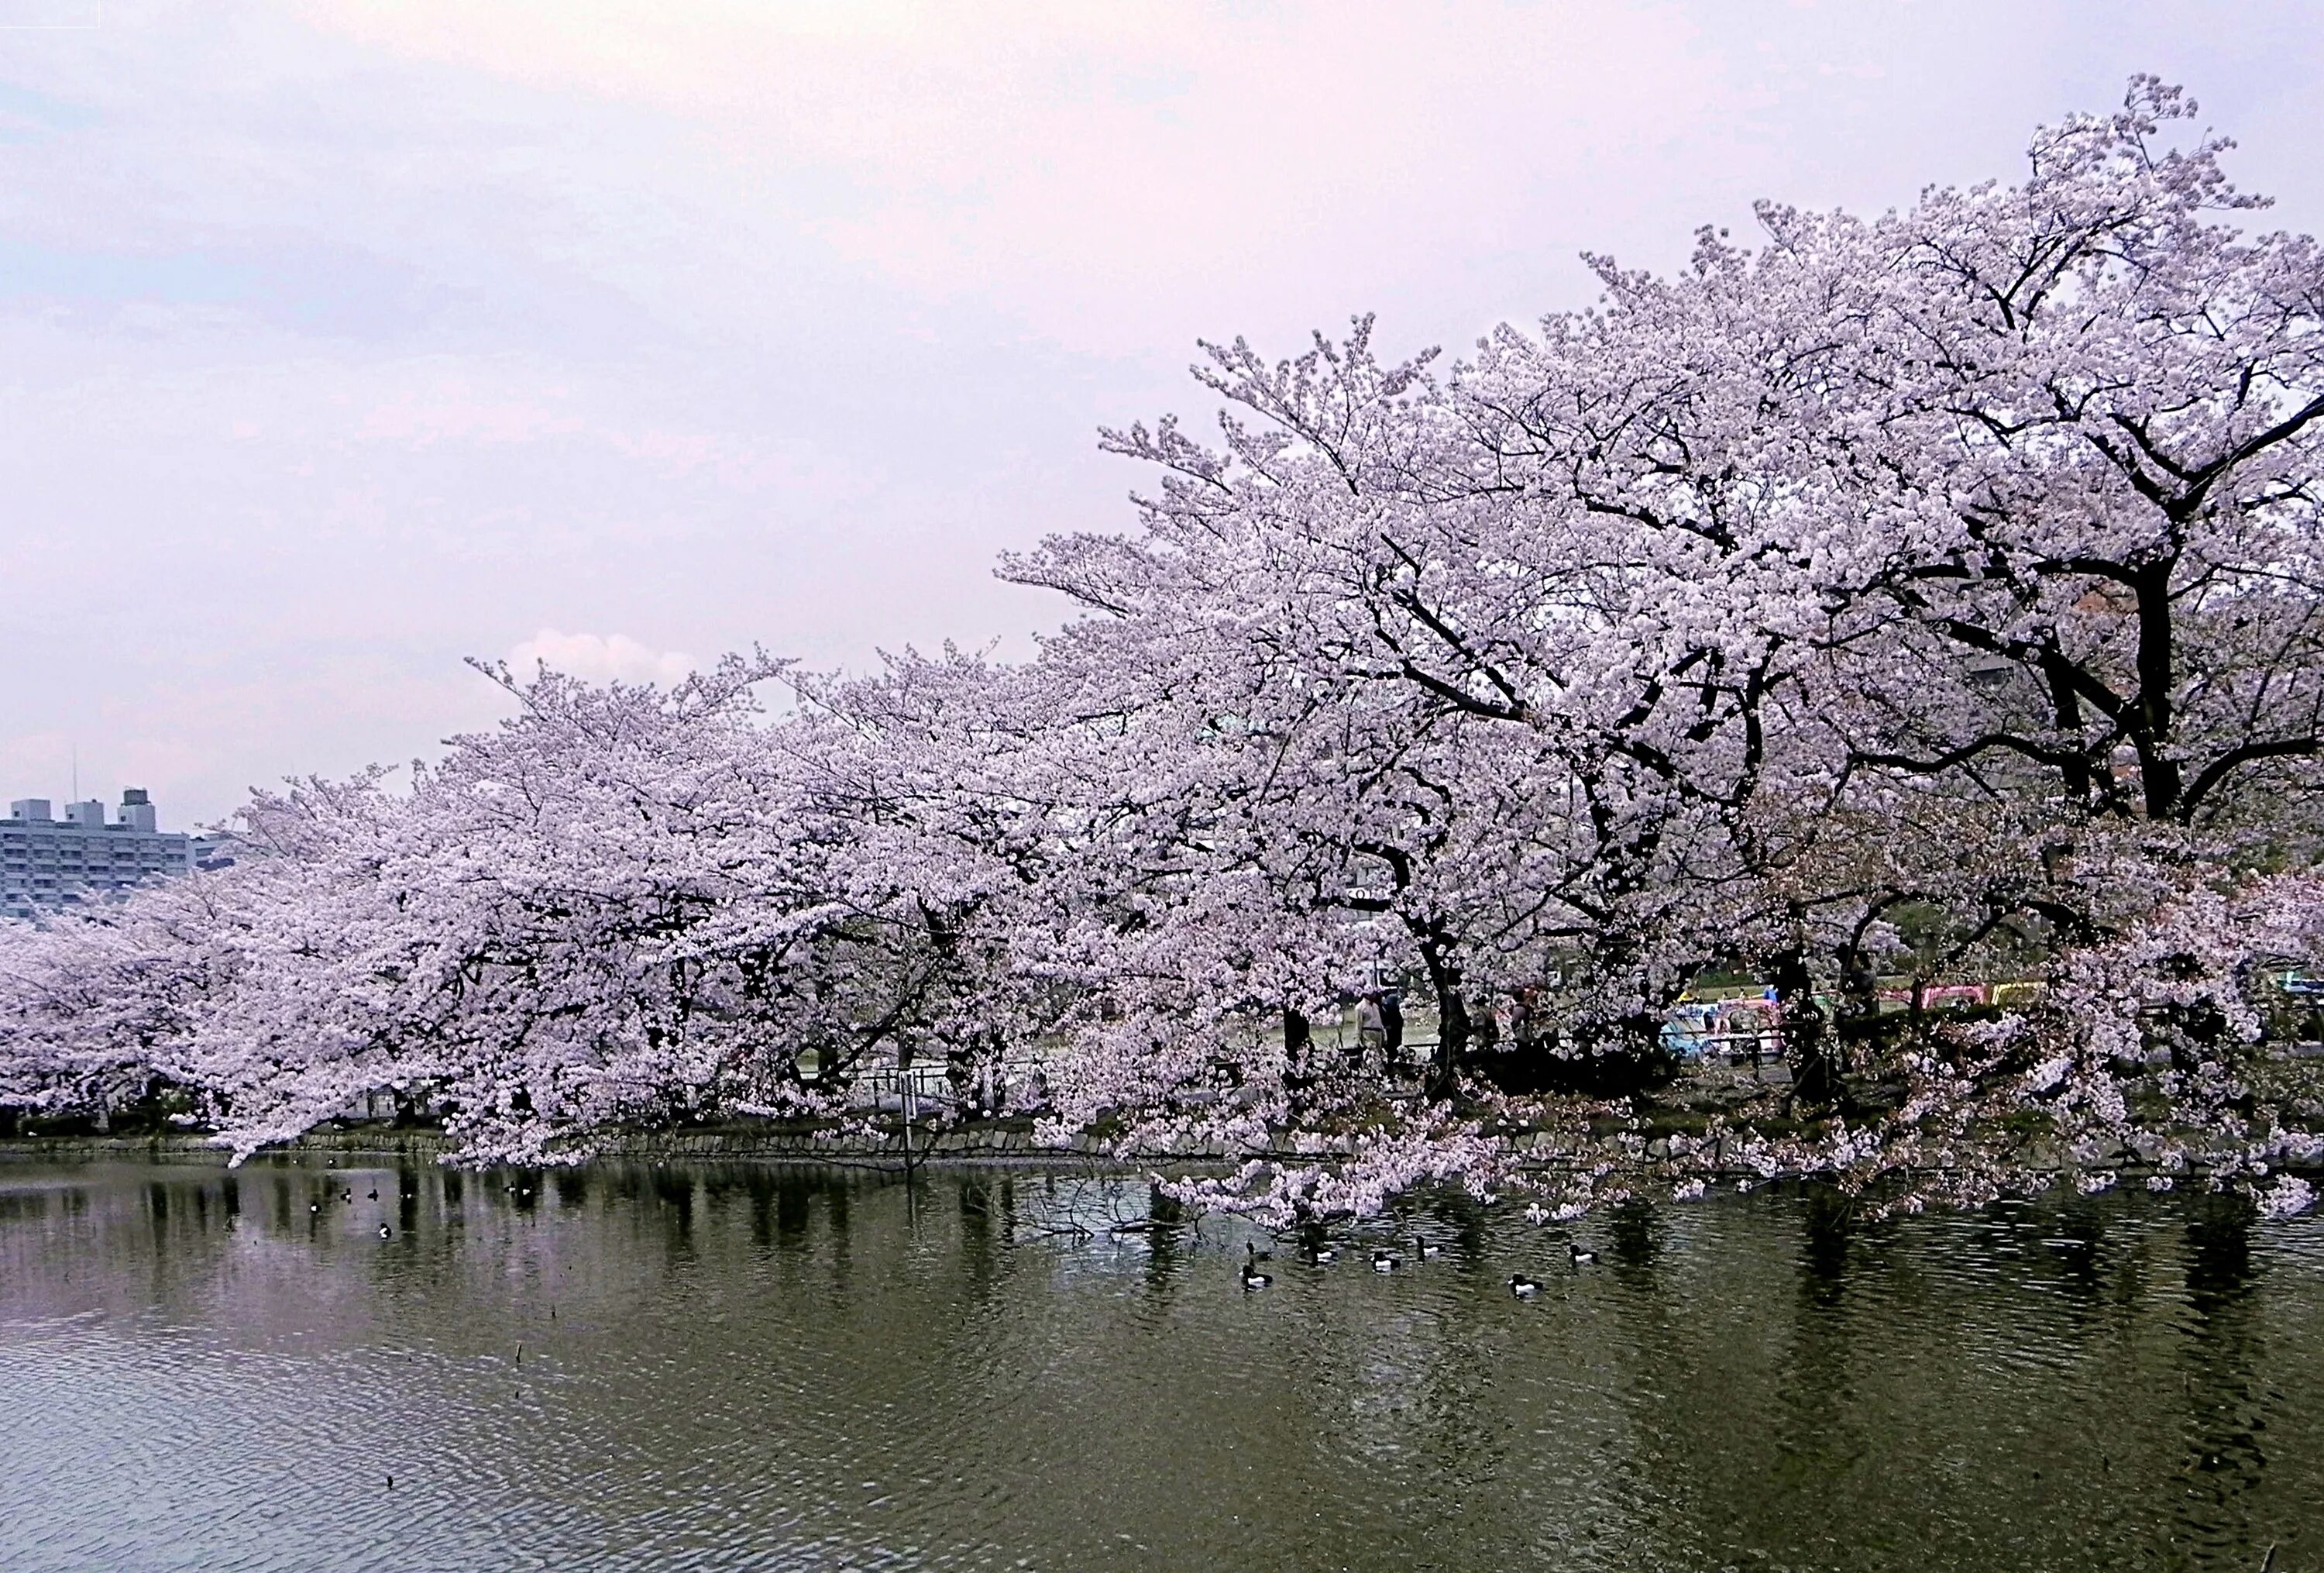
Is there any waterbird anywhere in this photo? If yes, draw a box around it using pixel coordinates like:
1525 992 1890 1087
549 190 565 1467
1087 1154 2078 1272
1567 1241 1597 1266
377 1224 393 1240
308 1203 320 1214
1508 1274 1542 1299
1240 1250 1272 1291
1304 1243 1337 1265
1411 1234 1442 1260
342 1189 353 1203
367 1189 378 1201
1371 1248 1401 1272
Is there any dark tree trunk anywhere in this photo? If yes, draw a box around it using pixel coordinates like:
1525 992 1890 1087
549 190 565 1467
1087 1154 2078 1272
1409 926 1471 1102
1283 1007 1317 1115
1427 983 1470 1102
1776 947 1844 1110
1835 953 1883 1065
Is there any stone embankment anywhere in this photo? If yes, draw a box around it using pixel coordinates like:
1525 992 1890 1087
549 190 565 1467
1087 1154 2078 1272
4 1120 2316 1186
0 1124 1119 1168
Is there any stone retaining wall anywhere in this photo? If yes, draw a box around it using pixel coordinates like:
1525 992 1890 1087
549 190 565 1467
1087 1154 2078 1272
2 1124 2310 1184
0 1127 1125 1168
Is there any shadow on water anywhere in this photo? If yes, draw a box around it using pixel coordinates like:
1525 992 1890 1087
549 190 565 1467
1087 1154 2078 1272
651 1169 695 1265
554 1169 590 1211
1765 1190 1868 1527
1435 1188 1490 1266
737 1169 779 1255
1608 1197 1662 1276
2174 1199 2275 1565
1144 1183 1188 1295
775 1172 812 1251
1799 1188 1853 1306
947 1173 1003 1305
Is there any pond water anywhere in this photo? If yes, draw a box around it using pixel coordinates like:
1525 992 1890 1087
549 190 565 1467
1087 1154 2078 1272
2 1159 2320 1572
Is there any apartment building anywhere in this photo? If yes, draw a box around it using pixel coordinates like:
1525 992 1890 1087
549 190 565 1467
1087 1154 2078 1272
2 790 194 920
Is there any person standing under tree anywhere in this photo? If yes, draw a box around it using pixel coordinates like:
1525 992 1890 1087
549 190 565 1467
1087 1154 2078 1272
1356 993 1387 1070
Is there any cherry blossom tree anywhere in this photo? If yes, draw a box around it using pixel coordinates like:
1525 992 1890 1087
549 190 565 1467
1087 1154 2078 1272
1006 77 2324 1218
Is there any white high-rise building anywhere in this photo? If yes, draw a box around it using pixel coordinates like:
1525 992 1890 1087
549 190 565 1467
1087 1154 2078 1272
2 790 194 920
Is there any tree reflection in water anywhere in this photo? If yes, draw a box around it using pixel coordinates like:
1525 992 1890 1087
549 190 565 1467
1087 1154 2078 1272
0 1161 2317 1573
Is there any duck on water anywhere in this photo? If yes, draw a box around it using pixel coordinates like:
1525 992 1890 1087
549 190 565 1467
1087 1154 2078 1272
1241 1244 1272 1291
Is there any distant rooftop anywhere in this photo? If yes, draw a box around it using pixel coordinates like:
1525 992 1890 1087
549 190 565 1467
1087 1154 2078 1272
7 789 170 832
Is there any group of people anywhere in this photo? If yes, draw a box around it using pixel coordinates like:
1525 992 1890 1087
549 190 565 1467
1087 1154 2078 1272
1349 984 1562 1069
1351 988 1406 1069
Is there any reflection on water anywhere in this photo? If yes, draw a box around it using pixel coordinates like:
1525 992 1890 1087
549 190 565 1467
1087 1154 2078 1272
2 1161 2320 1572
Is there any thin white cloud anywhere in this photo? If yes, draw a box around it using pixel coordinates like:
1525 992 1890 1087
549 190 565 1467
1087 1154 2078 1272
507 628 696 688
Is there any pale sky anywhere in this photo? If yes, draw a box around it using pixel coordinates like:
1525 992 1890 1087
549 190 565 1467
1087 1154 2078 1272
4 1 2321 826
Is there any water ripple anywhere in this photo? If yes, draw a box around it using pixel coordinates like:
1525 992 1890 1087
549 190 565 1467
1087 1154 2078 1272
1 1162 2319 1571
